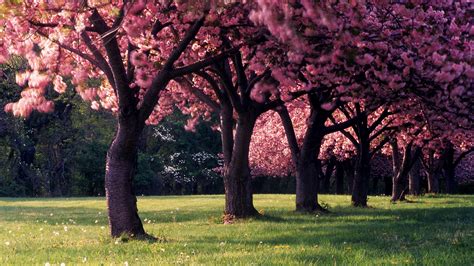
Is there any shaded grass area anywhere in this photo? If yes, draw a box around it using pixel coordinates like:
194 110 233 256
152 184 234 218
0 194 473 265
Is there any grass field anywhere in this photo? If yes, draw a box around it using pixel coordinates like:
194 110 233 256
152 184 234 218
0 194 473 265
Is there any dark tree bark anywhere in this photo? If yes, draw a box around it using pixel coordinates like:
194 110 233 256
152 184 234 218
442 142 457 194
224 112 259 217
427 171 440 193
296 158 322 212
105 114 146 238
391 141 421 201
408 157 422 195
352 111 370 207
334 106 394 207
278 102 328 213
335 161 344 194
345 159 355 194
423 150 441 193
383 175 392 196
294 97 331 213
320 157 335 193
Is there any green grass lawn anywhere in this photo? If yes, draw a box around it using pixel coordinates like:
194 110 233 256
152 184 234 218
0 194 473 265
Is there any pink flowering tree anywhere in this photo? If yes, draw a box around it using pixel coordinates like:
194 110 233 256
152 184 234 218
251 0 472 206
0 0 240 238
160 3 313 218
327 104 399 205
249 96 360 212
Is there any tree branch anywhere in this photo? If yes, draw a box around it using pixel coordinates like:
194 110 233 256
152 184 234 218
35 30 103 72
370 131 395 159
454 147 474 167
277 106 300 165
139 15 207 123
80 31 116 90
163 14 207 71
174 76 221 112
90 9 135 114
170 48 238 78
368 107 391 133
328 115 359 146
325 115 360 134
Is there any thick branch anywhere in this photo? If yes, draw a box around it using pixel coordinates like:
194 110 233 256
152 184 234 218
369 123 397 142
328 115 359 146
370 132 395 159
454 147 474 167
175 76 220 112
80 31 116 90
139 15 207 123
368 107 391 133
325 115 360 134
90 9 134 113
277 106 300 165
213 66 244 113
171 48 238 78
196 71 224 102
163 15 206 71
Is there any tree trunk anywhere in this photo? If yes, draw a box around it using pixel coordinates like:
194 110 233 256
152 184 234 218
352 151 370 206
408 158 421 195
392 173 407 201
427 171 440 193
296 159 322 212
352 113 370 207
335 161 344 194
345 160 355 194
295 106 327 213
391 142 420 202
425 150 440 193
443 142 457 194
320 158 335 194
390 140 405 201
445 166 457 194
105 116 146 238
224 112 258 217
384 175 392 196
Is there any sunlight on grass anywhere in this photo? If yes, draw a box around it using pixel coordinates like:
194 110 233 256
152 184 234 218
0 195 473 265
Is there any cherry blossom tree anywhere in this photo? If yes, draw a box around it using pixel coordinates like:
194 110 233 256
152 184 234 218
0 0 239 238
249 99 359 212
251 0 472 206
164 12 312 218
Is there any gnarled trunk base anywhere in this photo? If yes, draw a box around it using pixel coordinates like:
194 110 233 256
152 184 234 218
295 161 327 213
105 121 146 238
351 159 370 207
224 169 259 218
223 113 258 219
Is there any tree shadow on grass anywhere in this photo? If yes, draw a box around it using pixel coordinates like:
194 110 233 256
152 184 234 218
185 206 473 264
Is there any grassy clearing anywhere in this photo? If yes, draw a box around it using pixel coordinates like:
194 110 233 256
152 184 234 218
0 194 473 265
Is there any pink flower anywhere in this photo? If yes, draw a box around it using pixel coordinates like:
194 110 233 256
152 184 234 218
356 54 374 65
53 76 67 94
321 102 335 111
130 51 148 67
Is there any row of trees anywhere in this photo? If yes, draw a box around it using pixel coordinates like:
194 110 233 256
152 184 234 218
0 1 472 238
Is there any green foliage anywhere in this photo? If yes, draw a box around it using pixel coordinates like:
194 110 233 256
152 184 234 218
1 60 224 197
0 195 473 265
135 111 223 195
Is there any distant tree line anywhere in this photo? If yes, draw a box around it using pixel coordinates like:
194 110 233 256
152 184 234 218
1 60 472 197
